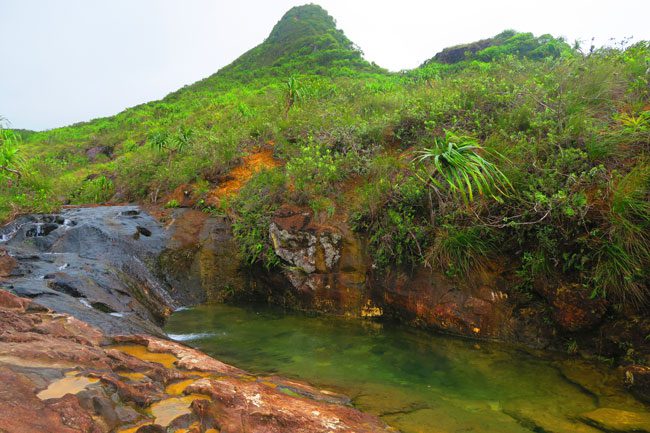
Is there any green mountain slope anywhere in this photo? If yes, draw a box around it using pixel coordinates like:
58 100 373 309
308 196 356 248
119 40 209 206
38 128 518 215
1 5 648 310
426 30 573 65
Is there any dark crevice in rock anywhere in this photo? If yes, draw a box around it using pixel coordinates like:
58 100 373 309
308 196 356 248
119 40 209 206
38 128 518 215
91 302 117 313
25 223 60 238
376 403 431 418
47 281 83 298
119 210 140 217
555 367 602 407
136 226 152 237
501 410 554 433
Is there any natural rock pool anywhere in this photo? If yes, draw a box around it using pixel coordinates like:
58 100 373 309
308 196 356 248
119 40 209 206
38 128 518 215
165 303 649 433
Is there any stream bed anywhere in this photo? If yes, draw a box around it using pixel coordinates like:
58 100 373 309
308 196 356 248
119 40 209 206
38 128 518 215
165 303 647 433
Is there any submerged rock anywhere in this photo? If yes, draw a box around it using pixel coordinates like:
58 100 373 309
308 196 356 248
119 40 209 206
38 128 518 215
580 407 650 432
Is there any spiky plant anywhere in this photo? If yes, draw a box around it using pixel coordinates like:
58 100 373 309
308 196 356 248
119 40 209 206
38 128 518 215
148 126 193 167
413 132 511 204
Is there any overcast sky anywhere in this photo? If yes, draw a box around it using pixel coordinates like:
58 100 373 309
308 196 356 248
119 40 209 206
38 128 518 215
1 0 649 131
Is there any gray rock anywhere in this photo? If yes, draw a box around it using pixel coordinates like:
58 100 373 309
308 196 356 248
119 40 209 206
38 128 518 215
0 206 197 336
269 222 341 274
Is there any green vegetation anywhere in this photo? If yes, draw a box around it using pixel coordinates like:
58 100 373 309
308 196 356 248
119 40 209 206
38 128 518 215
0 123 22 182
413 132 511 204
3 4 649 307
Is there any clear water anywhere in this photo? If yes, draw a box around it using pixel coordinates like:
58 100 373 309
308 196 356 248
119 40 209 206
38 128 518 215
164 303 647 433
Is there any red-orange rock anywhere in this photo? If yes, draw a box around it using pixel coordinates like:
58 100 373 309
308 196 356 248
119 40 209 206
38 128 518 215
185 376 392 433
0 248 16 280
0 366 96 433
0 289 394 433
542 284 607 332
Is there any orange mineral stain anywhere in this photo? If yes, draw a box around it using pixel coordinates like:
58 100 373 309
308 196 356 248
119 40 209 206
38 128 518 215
111 344 178 369
207 149 280 205
165 379 197 395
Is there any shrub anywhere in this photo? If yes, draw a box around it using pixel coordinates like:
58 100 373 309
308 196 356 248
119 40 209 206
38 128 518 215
286 141 342 196
232 168 286 268
70 176 115 204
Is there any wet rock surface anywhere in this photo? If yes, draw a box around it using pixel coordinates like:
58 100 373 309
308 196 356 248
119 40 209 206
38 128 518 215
156 208 246 304
0 206 180 336
0 289 394 433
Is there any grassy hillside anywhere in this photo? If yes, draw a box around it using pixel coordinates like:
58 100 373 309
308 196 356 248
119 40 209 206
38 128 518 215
1 4 649 308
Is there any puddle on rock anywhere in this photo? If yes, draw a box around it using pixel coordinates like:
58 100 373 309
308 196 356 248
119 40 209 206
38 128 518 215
117 371 149 382
147 394 210 427
111 344 178 369
116 423 153 433
37 371 99 400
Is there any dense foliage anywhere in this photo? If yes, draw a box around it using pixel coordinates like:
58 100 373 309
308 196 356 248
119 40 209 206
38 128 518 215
2 5 649 308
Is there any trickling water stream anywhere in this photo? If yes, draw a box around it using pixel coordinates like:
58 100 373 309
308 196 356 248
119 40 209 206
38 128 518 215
165 303 648 433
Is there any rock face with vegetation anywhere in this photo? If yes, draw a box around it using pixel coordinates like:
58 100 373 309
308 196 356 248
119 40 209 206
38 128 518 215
268 205 368 313
0 1 649 416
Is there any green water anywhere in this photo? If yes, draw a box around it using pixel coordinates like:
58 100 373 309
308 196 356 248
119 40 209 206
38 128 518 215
165 303 646 433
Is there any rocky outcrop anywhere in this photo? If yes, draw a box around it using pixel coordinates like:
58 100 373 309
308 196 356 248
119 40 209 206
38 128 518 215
0 206 200 336
85 145 113 162
536 282 608 332
0 206 251 336
269 205 368 314
0 289 394 433
266 208 550 343
156 208 247 303
373 264 524 341
264 208 648 366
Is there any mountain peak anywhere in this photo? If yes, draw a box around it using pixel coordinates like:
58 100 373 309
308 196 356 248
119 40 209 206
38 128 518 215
266 4 340 45
197 4 380 84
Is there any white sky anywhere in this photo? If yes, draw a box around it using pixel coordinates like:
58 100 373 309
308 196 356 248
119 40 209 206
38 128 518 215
1 0 648 131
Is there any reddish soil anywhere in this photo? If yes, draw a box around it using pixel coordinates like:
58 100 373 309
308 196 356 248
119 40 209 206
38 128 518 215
206 149 281 206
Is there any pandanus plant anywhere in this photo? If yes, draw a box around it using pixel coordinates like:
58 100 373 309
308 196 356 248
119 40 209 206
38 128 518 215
149 125 193 168
284 76 304 118
413 132 511 223
148 125 193 203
